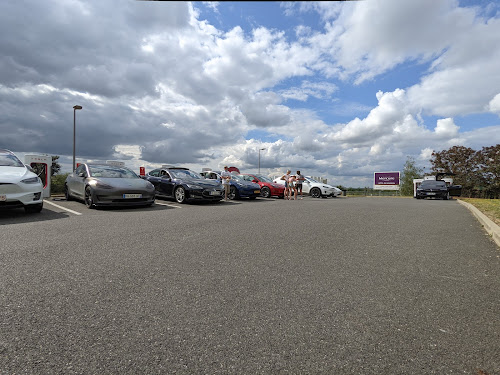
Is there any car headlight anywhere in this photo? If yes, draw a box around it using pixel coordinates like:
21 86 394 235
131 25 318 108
88 180 113 189
21 177 41 184
186 184 203 189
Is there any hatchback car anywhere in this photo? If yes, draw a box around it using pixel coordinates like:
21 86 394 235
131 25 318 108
240 173 285 198
0 149 44 213
272 175 342 198
144 167 224 203
65 163 156 208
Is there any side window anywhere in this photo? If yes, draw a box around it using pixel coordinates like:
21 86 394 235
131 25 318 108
75 165 86 176
149 169 159 177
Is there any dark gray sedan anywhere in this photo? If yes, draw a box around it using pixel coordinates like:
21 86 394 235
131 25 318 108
65 163 155 208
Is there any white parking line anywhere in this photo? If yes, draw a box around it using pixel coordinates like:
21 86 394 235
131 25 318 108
43 199 82 216
154 202 182 208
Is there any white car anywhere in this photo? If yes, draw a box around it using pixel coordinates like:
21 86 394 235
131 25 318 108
273 175 342 198
0 149 44 213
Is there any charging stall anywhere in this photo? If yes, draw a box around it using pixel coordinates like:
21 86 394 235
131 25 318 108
24 154 52 198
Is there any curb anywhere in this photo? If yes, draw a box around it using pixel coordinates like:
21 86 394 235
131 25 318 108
457 199 500 248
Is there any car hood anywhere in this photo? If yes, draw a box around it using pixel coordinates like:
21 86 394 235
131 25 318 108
0 166 35 182
270 183 283 188
232 180 260 188
93 177 152 188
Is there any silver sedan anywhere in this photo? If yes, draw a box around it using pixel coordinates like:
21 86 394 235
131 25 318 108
65 163 155 208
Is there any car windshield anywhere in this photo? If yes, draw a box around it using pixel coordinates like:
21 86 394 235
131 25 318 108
255 175 272 183
231 175 245 182
0 153 24 167
421 180 447 188
306 177 320 183
89 165 139 178
170 169 202 179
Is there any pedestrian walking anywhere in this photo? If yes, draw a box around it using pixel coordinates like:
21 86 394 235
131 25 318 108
288 174 297 200
221 166 232 201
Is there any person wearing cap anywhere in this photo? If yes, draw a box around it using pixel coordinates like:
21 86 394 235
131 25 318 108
221 165 232 201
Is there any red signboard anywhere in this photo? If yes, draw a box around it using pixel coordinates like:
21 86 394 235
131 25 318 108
139 167 145 176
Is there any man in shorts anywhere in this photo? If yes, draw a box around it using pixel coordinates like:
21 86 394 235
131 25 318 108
296 171 305 199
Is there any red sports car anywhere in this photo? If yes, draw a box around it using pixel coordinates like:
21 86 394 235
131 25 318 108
240 173 285 198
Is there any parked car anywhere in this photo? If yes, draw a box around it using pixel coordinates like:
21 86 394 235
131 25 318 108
415 180 462 200
240 173 285 198
65 163 156 208
272 175 342 198
200 171 261 200
0 149 44 213
145 167 224 203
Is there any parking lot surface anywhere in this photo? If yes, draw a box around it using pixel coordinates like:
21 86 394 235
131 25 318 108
1 197 499 374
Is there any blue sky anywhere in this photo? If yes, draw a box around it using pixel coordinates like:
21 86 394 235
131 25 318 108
1 0 499 187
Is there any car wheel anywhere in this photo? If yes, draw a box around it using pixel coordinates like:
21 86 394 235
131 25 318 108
64 184 72 201
310 187 322 198
260 187 271 198
84 186 95 209
174 186 187 203
228 186 239 200
25 202 43 214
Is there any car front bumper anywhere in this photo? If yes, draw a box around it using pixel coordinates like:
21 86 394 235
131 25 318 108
93 189 156 206
416 190 448 199
188 188 224 201
0 183 43 209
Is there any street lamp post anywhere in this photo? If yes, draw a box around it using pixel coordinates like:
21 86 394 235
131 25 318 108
258 148 266 174
72 105 82 171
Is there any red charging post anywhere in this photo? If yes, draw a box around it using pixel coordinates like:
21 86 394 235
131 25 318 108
140 167 145 176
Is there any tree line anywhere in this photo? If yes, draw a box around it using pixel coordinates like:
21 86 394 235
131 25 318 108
401 144 500 198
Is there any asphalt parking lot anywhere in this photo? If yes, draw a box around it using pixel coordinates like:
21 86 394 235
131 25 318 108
1 196 499 374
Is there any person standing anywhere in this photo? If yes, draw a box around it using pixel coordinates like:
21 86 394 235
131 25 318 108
296 171 305 199
221 166 232 201
281 170 291 200
289 174 298 200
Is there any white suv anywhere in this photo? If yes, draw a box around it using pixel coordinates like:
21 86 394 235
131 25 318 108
0 149 44 213
273 175 342 198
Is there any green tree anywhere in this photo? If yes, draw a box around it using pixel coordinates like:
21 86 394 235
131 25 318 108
400 156 423 196
51 155 61 176
430 146 479 197
476 144 500 198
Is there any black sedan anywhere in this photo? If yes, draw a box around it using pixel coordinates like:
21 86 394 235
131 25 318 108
415 180 461 200
65 163 156 208
143 167 224 203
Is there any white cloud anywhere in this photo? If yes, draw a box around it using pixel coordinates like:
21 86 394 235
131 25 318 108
488 93 500 115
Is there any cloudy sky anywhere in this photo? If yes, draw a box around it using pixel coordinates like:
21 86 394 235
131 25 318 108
1 0 499 187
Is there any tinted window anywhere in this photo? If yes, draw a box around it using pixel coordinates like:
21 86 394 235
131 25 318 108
89 165 139 178
149 169 160 177
169 169 202 179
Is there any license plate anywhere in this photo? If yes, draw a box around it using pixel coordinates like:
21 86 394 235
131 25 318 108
123 194 142 199
0 195 6 201
254 190 261 194
427 192 436 195
210 191 221 195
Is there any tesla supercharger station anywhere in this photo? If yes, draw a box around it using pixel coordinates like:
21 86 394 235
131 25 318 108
24 154 52 198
